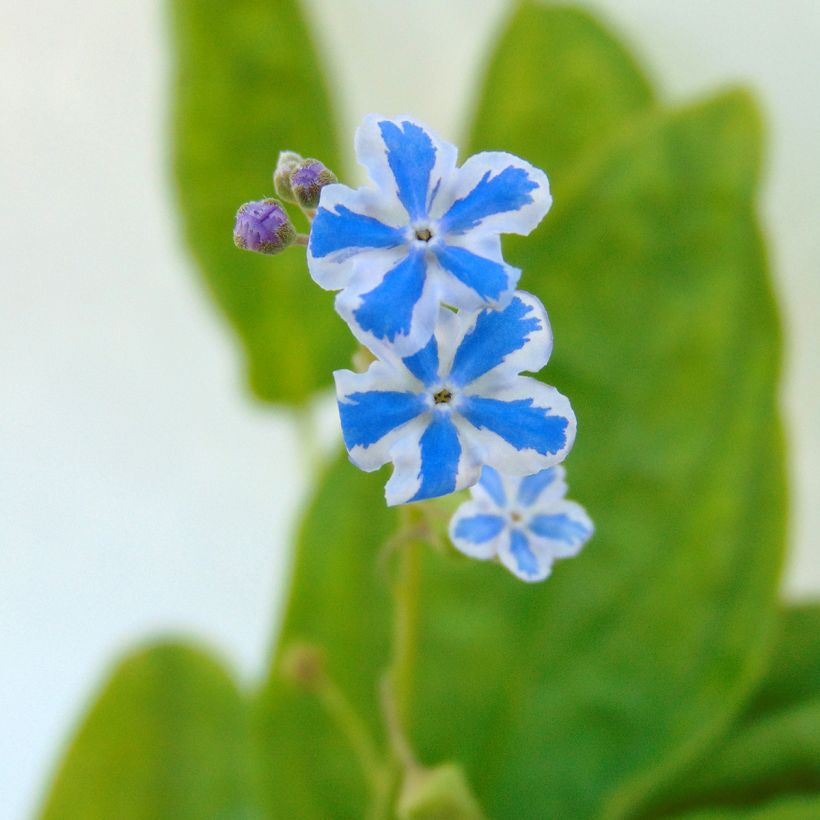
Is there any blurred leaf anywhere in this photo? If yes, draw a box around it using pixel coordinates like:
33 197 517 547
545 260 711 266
671 794 820 819
40 641 259 820
256 90 786 819
468 2 655 186
461 88 785 820
746 604 820 718
254 459 396 818
651 699 820 816
643 605 820 818
170 0 350 404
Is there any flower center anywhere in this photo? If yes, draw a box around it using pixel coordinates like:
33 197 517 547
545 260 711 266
415 227 433 242
510 510 523 524
433 388 453 405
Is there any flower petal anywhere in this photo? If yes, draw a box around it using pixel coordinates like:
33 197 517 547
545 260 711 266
308 185 406 290
355 115 458 222
434 151 551 237
516 465 567 508
476 465 507 508
334 364 426 471
448 500 506 560
402 334 440 387
336 249 439 357
457 377 576 475
385 413 481 505
528 499 594 559
434 242 519 307
498 529 553 582
448 291 552 388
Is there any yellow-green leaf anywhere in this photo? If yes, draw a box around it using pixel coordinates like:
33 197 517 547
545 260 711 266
169 0 350 404
39 642 258 820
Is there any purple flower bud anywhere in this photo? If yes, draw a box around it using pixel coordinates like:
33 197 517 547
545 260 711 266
290 158 337 209
273 150 303 202
233 198 296 255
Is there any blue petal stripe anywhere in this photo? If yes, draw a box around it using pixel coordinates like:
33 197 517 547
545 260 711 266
434 244 511 302
353 250 426 343
509 529 540 577
310 205 404 259
440 166 538 235
529 514 590 545
453 514 505 544
517 468 558 507
379 120 436 221
478 466 506 507
460 395 568 456
338 390 425 449
449 296 542 386
403 335 439 386
410 415 461 502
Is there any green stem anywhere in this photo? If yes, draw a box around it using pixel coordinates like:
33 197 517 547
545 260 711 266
390 508 423 738
316 678 385 796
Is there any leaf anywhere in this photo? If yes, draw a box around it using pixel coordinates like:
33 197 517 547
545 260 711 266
467 2 655 185
747 604 820 718
643 605 820 817
446 88 785 820
170 0 350 404
252 6 786 820
39 641 259 820
253 459 396 818
671 794 820 819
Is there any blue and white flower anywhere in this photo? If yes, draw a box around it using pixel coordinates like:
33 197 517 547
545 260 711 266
309 115 552 356
335 291 575 505
449 465 593 582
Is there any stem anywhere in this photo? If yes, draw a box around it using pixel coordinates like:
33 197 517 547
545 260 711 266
293 233 309 246
390 511 422 736
316 678 385 795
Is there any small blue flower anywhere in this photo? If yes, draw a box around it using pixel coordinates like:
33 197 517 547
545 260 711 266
334 291 575 506
309 115 552 356
449 465 593 582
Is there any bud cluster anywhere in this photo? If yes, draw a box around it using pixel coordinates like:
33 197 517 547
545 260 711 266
234 151 337 257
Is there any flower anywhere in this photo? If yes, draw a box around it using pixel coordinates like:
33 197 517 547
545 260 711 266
449 465 593 582
308 115 552 356
334 291 575 505
233 198 296 255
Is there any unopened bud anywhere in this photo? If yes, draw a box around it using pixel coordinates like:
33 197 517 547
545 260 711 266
291 158 337 209
279 642 326 692
233 198 296 255
273 150 303 202
398 762 485 819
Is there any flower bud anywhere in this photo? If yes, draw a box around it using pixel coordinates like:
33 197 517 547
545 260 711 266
398 763 485 819
279 642 325 692
290 158 337 210
233 198 296 255
273 150 303 202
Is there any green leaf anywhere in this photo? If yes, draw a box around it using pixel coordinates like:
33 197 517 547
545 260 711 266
671 794 820 819
39 641 259 820
256 91 786 819
455 89 785 820
747 604 820 718
467 2 655 184
643 605 820 817
170 0 350 404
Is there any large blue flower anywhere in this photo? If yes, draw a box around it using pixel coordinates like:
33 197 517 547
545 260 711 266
334 292 575 505
309 115 552 356
449 465 593 583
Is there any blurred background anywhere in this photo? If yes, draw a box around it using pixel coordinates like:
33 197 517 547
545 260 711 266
2 1 818 817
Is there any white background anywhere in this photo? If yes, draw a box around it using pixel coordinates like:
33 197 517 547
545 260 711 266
2 1 818 817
